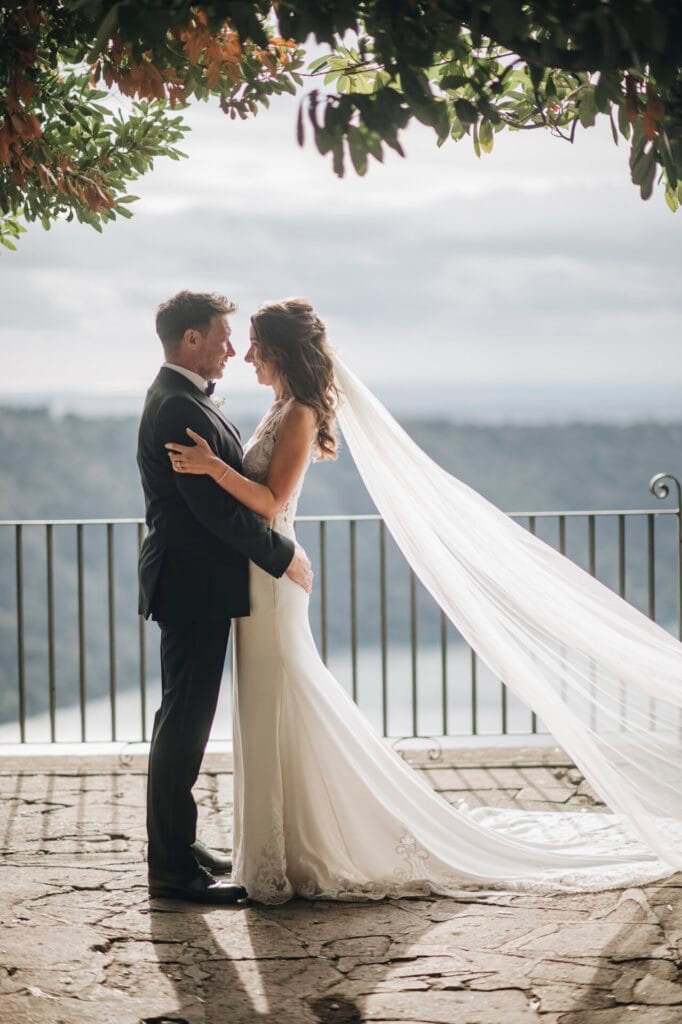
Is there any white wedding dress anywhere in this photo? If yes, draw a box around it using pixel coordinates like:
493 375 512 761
231 358 682 904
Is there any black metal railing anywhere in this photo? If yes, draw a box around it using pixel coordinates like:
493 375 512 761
1 474 680 745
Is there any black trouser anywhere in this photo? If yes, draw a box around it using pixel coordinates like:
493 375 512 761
147 617 231 878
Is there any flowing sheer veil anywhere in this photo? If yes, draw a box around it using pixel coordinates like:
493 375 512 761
332 353 682 875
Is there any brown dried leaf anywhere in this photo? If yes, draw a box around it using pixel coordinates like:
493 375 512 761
0 129 12 165
206 60 222 89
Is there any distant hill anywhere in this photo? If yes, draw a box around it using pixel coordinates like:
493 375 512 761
1 379 681 423
1 405 681 519
0 405 680 727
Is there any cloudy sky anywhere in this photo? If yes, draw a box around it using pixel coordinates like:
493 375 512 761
1 86 680 409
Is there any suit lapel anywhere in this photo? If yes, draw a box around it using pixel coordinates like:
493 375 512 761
156 367 242 450
195 392 242 449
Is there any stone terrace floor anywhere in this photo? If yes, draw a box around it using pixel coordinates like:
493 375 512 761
2 744 682 1024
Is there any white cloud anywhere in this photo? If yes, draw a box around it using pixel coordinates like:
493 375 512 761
1 92 680 399
138 92 636 215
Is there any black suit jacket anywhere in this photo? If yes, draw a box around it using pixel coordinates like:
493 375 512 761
137 366 294 624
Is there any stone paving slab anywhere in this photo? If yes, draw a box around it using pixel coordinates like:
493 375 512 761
2 746 682 1024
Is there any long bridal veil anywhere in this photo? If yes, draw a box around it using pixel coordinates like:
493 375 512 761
332 353 682 882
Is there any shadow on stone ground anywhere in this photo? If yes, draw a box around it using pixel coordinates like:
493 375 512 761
2 748 682 1023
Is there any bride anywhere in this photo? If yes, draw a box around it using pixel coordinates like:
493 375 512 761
166 297 682 904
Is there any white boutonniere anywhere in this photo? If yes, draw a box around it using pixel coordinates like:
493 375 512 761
212 395 226 409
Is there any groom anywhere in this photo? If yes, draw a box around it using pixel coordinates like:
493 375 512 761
137 290 312 904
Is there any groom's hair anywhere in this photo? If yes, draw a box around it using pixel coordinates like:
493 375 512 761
156 291 237 354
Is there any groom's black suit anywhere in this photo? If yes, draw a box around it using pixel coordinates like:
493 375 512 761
137 366 294 877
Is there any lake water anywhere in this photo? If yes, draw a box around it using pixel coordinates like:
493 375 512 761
0 643 548 746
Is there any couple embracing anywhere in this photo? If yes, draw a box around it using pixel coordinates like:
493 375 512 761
138 289 682 907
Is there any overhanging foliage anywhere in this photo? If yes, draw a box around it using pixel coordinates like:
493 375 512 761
1 1 681 248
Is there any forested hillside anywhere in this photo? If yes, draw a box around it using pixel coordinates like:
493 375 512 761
1 406 680 727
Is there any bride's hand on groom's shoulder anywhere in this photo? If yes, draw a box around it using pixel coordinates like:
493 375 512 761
165 428 222 478
286 543 314 594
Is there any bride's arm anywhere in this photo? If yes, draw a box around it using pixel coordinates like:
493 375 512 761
165 402 316 520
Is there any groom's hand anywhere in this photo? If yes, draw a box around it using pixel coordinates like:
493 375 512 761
286 544 314 593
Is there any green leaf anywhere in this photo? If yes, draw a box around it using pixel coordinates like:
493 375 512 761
86 3 122 62
639 155 657 200
528 64 543 90
594 73 611 114
609 112 618 145
577 88 598 128
314 126 334 155
365 132 383 162
657 130 678 188
454 98 477 126
630 134 649 183
296 103 305 146
632 144 656 195
308 55 330 73
617 103 631 140
439 74 469 91
479 119 494 153
332 142 345 177
450 116 466 141
664 186 680 212
472 120 481 157
348 126 368 175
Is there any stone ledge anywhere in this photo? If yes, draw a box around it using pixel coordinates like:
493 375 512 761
0 743 572 776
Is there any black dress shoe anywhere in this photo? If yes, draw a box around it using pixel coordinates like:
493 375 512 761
191 839 233 875
149 865 247 905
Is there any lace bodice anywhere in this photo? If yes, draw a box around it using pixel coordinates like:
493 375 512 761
242 399 312 539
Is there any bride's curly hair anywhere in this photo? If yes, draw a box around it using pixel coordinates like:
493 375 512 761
251 297 339 460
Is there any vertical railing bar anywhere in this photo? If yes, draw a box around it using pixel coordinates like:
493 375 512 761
647 513 656 730
558 514 568 710
529 515 537 734
588 515 596 577
379 520 388 737
46 524 56 742
77 524 87 743
587 515 597 732
618 515 626 598
15 525 26 743
137 522 147 742
319 520 328 665
410 569 418 738
618 514 626 731
107 523 117 742
349 519 358 703
677 496 682 642
647 513 656 621
674 494 682 743
674 502 682 744
440 609 448 736
471 649 478 736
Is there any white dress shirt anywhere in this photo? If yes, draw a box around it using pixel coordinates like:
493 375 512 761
163 361 208 393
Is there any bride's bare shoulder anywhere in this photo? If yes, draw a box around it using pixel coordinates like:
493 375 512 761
275 400 317 447
280 399 316 428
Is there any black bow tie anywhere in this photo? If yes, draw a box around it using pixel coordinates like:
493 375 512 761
205 381 216 396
